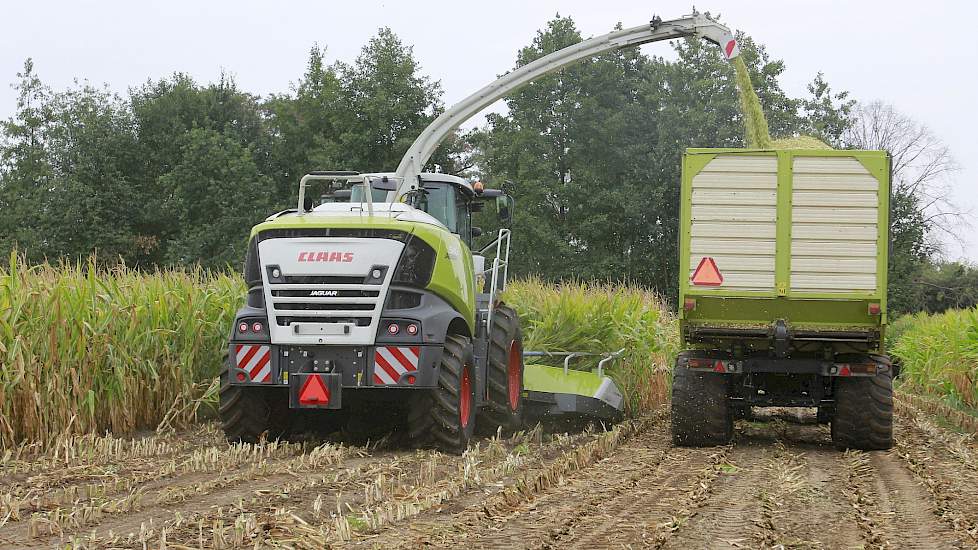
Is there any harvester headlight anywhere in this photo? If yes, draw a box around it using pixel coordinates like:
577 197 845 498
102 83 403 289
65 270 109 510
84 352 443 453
371 268 382 280
238 322 249 333
252 322 264 333
387 323 400 335
406 323 419 335
271 268 281 279
392 236 436 287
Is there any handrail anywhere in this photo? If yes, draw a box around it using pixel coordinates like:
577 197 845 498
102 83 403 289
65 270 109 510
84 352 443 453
484 228 511 335
523 348 627 376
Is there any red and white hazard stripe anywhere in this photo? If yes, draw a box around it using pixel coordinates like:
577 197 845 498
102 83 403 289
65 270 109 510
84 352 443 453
373 346 420 385
235 344 272 383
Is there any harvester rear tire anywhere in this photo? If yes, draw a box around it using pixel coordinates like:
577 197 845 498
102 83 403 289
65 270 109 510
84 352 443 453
219 355 288 444
831 373 893 450
671 363 732 447
407 334 476 454
477 304 525 435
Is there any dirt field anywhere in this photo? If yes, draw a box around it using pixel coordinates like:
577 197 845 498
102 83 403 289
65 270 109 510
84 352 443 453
1 396 976 549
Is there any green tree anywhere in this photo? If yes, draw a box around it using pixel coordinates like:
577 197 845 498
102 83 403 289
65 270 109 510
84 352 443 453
481 17 816 300
0 59 53 260
264 45 346 202
333 27 443 172
915 261 978 313
128 73 272 265
159 128 273 269
800 72 855 146
39 83 140 260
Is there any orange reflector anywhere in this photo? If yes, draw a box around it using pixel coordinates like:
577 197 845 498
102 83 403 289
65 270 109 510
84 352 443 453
299 375 330 406
868 303 881 315
683 298 697 311
691 257 723 286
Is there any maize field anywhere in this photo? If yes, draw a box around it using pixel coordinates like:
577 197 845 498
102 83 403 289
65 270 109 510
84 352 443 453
891 308 978 411
0 255 242 448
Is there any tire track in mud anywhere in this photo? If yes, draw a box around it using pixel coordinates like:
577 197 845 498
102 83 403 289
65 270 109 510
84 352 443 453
894 400 978 545
119 428 600 548
783 450 864 549
868 450 965 549
557 444 723 550
659 441 771 550
0 441 384 548
344 416 726 550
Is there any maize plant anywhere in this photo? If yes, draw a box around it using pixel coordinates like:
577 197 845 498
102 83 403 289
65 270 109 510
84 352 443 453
891 307 978 410
0 253 244 447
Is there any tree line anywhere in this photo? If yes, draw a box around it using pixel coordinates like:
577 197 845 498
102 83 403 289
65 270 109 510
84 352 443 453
0 17 972 314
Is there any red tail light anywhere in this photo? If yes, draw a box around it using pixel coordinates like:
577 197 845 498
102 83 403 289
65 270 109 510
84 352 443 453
868 303 881 315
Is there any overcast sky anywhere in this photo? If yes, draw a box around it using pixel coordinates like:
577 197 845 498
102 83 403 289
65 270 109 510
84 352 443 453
2 0 975 260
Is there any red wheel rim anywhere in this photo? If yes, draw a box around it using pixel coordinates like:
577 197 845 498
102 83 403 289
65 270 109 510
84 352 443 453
507 340 522 411
460 365 472 428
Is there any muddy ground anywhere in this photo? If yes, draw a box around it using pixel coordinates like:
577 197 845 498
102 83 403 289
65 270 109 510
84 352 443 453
1 396 976 549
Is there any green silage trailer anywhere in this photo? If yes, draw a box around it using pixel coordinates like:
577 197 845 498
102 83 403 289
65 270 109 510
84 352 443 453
672 148 894 450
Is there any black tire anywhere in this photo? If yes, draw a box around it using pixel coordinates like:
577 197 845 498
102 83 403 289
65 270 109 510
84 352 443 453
218 354 288 443
477 305 525 434
671 362 732 447
407 334 477 454
831 373 893 450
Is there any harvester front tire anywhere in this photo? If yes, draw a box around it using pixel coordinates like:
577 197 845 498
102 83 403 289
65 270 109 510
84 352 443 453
219 356 288 444
477 304 525 434
831 373 893 450
407 334 476 454
671 363 732 447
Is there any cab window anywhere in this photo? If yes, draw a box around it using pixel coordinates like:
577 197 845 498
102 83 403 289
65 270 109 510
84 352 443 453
409 183 471 244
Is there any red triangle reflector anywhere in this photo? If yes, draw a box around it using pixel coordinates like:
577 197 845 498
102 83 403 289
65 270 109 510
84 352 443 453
299 375 330 405
691 257 724 286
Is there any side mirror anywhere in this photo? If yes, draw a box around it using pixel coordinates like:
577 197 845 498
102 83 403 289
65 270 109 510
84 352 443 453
303 196 314 212
472 226 483 238
496 195 514 227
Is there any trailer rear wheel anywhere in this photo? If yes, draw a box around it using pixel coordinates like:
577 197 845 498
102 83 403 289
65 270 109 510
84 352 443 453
671 363 732 447
831 373 893 450
218 354 288 443
407 334 476 454
477 305 525 434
